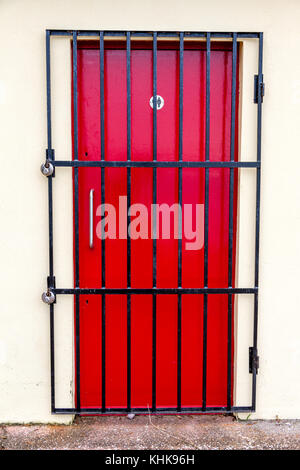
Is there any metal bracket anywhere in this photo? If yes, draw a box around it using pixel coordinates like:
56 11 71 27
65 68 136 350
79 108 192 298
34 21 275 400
254 74 265 103
47 275 56 290
249 347 259 374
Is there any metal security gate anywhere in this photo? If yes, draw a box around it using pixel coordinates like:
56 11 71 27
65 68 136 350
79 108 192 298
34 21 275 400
42 30 263 415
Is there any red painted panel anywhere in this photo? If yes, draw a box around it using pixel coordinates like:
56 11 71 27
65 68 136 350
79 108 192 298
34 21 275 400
74 42 239 410
131 295 152 408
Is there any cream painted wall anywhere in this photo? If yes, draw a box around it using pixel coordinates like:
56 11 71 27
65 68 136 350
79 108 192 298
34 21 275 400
0 0 300 423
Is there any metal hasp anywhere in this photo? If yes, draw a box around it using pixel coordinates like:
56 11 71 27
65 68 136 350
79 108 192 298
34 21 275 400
43 29 264 416
254 74 265 103
249 347 259 374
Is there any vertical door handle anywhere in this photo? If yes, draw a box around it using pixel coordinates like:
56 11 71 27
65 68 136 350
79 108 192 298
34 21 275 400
89 189 94 249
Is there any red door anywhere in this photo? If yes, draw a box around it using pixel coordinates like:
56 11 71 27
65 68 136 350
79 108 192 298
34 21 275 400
74 40 238 411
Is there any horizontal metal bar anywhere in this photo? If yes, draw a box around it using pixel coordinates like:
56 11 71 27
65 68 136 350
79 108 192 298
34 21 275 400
53 160 259 168
53 406 253 415
54 287 257 295
48 29 261 39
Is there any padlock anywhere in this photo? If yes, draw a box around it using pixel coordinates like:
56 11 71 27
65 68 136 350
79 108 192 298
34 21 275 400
41 290 55 304
40 161 54 177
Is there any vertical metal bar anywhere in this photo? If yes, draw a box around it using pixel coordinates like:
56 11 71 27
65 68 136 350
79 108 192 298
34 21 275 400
46 30 52 155
46 30 55 413
252 32 263 410
49 304 55 412
177 32 184 413
126 31 132 412
254 33 263 288
100 31 106 413
73 31 80 412
152 32 157 412
202 32 210 412
46 30 54 281
227 32 237 411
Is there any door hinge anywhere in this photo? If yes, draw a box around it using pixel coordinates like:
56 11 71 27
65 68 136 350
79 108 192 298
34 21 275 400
249 346 259 374
254 74 265 103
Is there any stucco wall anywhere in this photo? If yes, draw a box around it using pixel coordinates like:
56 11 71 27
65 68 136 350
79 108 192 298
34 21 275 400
0 0 300 423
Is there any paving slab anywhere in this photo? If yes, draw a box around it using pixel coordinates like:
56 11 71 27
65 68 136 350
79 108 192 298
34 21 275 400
1 415 300 450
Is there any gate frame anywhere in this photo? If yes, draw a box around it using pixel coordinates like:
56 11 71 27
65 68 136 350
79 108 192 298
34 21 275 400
43 29 263 415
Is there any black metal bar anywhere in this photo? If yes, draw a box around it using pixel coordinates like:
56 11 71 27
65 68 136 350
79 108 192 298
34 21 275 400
252 32 263 410
53 405 253 415
49 29 260 39
100 31 105 288
177 32 184 412
152 32 157 413
126 31 132 413
101 295 106 413
46 30 56 413
46 30 52 152
255 33 263 288
55 287 257 295
127 294 131 412
227 32 237 411
202 32 211 412
49 304 55 412
153 32 157 281
53 160 259 168
73 31 81 412
152 293 157 412
46 184 54 280
251 294 258 411
46 30 54 279
73 32 79 285
99 30 106 413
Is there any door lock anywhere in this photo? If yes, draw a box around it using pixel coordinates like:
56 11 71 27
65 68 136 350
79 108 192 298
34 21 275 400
41 161 54 177
41 289 55 304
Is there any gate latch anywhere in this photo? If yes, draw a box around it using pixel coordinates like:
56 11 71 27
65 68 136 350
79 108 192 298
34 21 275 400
249 346 259 374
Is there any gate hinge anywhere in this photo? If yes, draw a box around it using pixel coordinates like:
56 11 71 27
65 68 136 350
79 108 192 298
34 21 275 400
254 74 265 103
249 346 259 374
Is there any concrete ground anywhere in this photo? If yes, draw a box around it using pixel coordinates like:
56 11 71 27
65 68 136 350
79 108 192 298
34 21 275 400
0 415 300 450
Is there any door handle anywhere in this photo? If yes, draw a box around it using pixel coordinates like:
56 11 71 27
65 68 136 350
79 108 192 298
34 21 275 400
89 189 94 249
